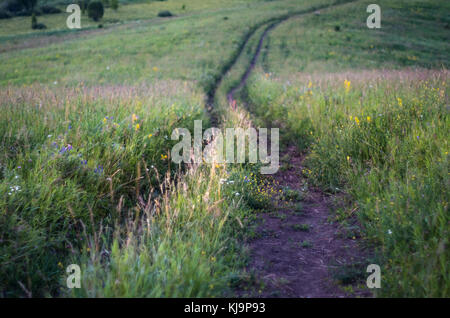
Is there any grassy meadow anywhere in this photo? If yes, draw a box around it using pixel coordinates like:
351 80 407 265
0 0 449 298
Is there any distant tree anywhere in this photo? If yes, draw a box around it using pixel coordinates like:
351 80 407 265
19 0 37 11
31 11 36 27
31 11 46 29
111 0 118 11
88 1 104 21
79 0 88 14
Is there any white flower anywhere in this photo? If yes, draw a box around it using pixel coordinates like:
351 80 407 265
387 229 392 235
235 192 240 196
47 135 52 138
219 178 227 184
227 180 234 184
106 66 110 70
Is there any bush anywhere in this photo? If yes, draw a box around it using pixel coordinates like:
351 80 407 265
40 5 62 14
31 12 46 29
110 0 118 11
0 9 12 19
1 0 23 13
157 10 173 18
88 1 104 22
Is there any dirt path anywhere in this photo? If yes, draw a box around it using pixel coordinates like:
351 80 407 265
244 147 371 297
220 0 371 298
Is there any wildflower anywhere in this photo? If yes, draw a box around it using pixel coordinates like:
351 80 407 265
135 123 140 131
387 229 392 235
147 134 153 139
57 262 63 268
161 154 168 160
349 115 353 121
210 256 216 262
344 79 351 93
347 156 350 162
367 116 371 123
416 136 419 141
103 117 108 123
132 113 138 122
354 116 360 125
308 81 312 88
94 165 103 174
201 251 206 256
397 97 403 107
153 67 159 72
47 135 52 138
235 192 240 196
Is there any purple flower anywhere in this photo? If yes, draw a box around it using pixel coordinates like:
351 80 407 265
94 165 103 174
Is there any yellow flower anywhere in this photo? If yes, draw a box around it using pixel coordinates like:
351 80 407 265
308 81 312 88
103 117 107 123
135 124 140 131
367 116 371 123
147 133 153 139
132 113 138 122
344 79 351 93
57 262 63 268
161 154 168 160
153 66 159 72
347 156 350 162
349 115 353 121
397 97 403 107
210 256 216 262
354 116 360 125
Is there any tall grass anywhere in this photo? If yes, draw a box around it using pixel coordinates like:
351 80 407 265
244 68 449 296
0 81 208 296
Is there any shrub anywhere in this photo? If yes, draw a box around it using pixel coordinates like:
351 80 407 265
88 1 104 21
0 9 12 19
110 0 118 11
31 13 46 29
1 0 23 13
40 5 62 14
157 10 173 18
